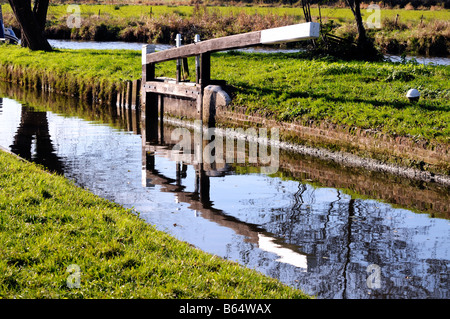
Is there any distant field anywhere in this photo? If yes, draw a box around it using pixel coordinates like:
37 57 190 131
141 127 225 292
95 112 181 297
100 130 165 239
3 4 449 23
2 4 448 56
50 4 449 22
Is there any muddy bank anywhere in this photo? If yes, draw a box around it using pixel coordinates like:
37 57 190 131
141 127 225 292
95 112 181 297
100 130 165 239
156 118 449 218
214 105 450 185
159 106 450 188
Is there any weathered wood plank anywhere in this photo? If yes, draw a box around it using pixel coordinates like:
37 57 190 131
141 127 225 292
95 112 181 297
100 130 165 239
145 22 320 64
144 81 201 99
260 22 320 44
146 31 261 64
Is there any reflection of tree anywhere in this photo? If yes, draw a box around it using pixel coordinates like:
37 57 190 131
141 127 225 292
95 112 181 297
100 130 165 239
341 198 355 299
10 105 63 174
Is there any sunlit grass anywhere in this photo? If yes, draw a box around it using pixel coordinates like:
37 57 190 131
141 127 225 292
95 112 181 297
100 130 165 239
0 150 309 298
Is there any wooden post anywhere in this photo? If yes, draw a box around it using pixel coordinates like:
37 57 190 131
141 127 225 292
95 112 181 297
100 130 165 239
200 53 211 88
131 79 141 110
176 34 182 83
158 94 164 144
198 166 210 204
142 44 156 83
121 86 126 116
141 44 157 143
143 93 159 144
126 80 132 109
194 34 201 84
142 44 155 113
116 91 122 117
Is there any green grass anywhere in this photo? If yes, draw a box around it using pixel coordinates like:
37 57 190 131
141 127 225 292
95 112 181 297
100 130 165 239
0 149 309 298
37 4 450 23
0 45 141 102
164 51 450 144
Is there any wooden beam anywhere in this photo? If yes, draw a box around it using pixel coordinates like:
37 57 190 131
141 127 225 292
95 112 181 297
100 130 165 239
145 22 320 64
146 31 261 64
260 22 320 44
144 81 201 100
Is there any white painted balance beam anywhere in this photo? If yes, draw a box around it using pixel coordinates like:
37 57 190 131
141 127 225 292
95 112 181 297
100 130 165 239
260 22 320 44
144 22 321 64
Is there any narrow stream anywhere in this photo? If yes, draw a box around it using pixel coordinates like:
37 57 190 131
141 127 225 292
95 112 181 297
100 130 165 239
47 39 450 66
0 83 448 299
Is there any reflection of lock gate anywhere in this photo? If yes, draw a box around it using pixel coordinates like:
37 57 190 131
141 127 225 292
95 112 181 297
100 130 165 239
141 141 308 271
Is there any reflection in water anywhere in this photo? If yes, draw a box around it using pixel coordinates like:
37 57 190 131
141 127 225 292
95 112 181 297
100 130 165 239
0 84 449 299
9 105 64 174
258 234 308 270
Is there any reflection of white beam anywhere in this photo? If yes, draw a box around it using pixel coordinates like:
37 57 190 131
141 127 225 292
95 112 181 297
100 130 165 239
258 233 308 270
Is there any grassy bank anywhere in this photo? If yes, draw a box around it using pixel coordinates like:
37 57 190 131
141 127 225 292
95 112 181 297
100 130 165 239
0 45 448 172
2 4 449 56
211 52 449 144
0 45 141 103
0 149 309 298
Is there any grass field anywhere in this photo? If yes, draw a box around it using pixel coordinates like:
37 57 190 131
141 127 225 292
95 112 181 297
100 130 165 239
0 149 309 298
210 51 450 144
35 4 449 23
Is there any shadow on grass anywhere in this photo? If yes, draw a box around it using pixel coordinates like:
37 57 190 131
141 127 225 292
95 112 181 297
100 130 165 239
235 83 447 112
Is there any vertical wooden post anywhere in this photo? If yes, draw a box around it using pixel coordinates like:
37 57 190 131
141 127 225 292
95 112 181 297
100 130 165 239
131 79 141 110
142 44 157 144
144 93 159 144
126 81 133 131
121 85 127 119
126 80 132 109
176 34 182 83
197 52 211 119
142 45 156 84
200 53 211 88
198 167 210 204
194 34 201 84
116 91 122 117
158 94 164 144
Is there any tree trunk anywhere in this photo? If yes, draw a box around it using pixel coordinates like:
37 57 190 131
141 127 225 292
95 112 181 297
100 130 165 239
353 2 368 45
345 0 378 58
7 0 52 51
345 0 367 45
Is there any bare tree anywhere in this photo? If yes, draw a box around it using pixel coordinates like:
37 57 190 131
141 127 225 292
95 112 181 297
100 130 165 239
344 0 377 56
7 0 52 51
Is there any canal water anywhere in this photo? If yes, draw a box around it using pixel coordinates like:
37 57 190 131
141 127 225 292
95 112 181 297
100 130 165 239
48 39 450 66
0 83 449 299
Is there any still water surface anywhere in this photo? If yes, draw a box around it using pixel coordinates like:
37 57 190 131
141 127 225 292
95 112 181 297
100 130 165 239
0 85 449 299
48 39 450 66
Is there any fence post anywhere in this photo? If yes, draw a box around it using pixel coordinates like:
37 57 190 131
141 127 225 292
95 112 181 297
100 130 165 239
141 44 158 143
176 34 182 83
194 34 201 84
